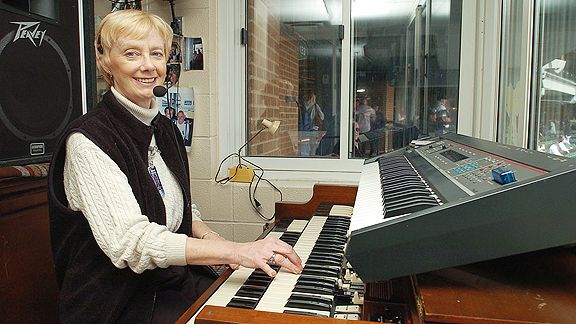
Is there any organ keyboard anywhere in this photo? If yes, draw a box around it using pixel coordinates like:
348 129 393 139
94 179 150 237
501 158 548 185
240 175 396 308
179 134 576 323
346 133 576 282
186 205 364 322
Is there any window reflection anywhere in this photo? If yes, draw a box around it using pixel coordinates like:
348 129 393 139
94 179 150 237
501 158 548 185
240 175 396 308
246 0 342 158
245 0 462 158
351 0 461 158
534 0 576 157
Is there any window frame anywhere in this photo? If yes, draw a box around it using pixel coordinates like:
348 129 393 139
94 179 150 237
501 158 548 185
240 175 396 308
218 0 495 181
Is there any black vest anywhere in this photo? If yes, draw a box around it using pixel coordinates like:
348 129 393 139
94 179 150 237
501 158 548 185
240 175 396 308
49 91 195 323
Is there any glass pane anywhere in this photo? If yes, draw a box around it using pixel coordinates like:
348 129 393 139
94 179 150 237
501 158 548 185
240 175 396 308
426 0 461 137
246 0 342 157
533 0 576 158
499 0 528 147
352 0 461 158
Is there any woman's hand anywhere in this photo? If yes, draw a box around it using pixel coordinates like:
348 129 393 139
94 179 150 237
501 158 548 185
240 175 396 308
235 236 303 277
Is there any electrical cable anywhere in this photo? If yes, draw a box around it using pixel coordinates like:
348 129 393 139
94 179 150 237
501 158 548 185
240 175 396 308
214 152 283 221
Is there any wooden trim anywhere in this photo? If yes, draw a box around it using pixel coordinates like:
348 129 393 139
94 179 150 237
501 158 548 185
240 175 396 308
195 305 376 324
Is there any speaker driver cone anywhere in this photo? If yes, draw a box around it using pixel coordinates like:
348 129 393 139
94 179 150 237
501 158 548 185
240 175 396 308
0 31 73 141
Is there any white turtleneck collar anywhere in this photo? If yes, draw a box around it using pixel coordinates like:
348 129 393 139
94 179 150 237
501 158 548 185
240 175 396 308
110 87 158 126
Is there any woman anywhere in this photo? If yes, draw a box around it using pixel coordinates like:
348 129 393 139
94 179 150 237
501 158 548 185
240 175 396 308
48 9 302 323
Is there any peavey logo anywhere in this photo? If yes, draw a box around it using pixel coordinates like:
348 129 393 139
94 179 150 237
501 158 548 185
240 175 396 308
11 21 47 47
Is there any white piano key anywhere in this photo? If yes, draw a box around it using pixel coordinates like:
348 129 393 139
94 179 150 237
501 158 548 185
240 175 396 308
265 231 283 239
350 161 383 232
329 205 354 217
286 219 308 232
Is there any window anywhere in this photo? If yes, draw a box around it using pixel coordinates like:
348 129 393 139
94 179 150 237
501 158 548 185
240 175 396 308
352 0 462 158
499 0 531 147
246 0 343 158
532 0 576 157
498 0 576 157
221 0 464 179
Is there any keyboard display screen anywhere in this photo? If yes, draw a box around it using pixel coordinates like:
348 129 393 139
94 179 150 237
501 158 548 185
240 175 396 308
440 149 468 162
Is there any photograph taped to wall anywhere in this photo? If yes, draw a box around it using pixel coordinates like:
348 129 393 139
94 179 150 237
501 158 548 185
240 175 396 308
165 63 181 88
184 37 204 70
169 35 182 63
157 87 195 116
157 87 195 146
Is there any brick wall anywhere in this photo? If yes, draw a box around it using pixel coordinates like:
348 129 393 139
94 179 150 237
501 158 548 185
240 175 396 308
247 0 300 156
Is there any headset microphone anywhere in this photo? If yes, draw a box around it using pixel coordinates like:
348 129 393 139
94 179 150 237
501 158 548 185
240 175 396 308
153 85 168 97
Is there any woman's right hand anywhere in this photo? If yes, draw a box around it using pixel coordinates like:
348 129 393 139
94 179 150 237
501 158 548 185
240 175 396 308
234 236 303 277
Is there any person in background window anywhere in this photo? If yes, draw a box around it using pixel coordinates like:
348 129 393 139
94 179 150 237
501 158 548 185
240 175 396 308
300 91 324 131
355 98 375 134
355 98 376 156
48 10 302 324
372 102 386 131
429 95 451 136
299 91 325 156
550 134 572 156
332 121 363 158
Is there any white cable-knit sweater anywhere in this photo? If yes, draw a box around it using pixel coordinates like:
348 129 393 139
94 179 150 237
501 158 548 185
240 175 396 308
63 87 200 273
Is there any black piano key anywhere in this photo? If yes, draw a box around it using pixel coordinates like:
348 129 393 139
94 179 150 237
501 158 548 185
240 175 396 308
272 219 292 232
315 240 346 248
312 245 345 255
315 204 332 216
236 285 267 299
316 236 347 244
326 215 351 222
385 200 439 218
302 267 339 277
244 277 272 287
305 263 340 270
293 283 334 295
299 274 338 285
384 181 427 193
248 272 272 280
306 258 342 268
285 300 332 313
385 194 437 208
286 293 333 312
309 239 344 247
307 252 344 264
386 197 438 210
227 297 258 309
384 187 432 201
296 279 336 291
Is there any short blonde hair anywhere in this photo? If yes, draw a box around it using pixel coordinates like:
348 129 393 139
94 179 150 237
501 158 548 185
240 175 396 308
95 9 173 87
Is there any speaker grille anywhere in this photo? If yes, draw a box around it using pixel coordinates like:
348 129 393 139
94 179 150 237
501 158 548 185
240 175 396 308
0 32 73 141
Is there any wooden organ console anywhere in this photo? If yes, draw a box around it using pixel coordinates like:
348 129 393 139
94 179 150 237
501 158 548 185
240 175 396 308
178 134 576 323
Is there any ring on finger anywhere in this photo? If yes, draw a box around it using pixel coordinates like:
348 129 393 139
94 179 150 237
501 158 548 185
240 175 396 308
267 253 277 265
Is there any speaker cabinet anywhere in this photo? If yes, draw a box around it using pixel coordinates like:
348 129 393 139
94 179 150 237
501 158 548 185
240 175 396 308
0 1 83 166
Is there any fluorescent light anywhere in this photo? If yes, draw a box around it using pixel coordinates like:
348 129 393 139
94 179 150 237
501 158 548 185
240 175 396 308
357 89 366 93
353 0 415 19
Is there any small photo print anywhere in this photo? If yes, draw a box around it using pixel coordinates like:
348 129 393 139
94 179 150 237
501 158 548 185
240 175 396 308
168 35 182 63
157 87 195 147
165 63 181 88
184 37 204 71
175 116 193 146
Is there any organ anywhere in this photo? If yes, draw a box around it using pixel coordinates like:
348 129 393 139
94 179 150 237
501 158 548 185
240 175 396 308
178 133 576 323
